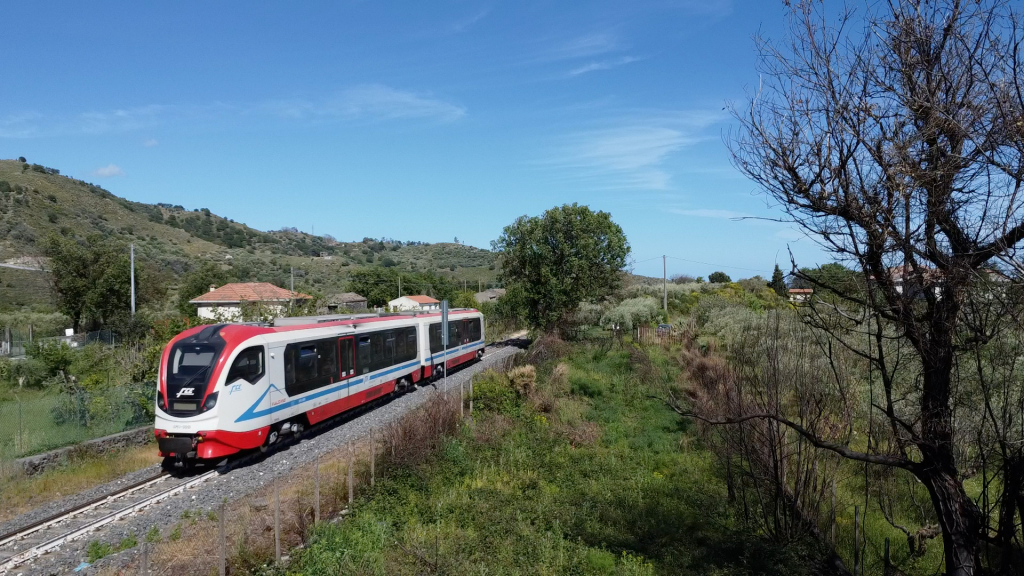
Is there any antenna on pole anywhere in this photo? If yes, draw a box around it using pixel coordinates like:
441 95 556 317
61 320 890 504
130 243 136 316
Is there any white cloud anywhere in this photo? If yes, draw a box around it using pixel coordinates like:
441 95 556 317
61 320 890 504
257 84 466 123
92 164 124 178
569 56 641 76
543 110 726 190
143 138 159 147
538 32 621 61
0 85 465 139
668 208 752 219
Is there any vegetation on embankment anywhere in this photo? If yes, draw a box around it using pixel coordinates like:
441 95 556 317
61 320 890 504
285 338 829 575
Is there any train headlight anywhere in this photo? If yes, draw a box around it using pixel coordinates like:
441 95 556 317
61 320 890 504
203 392 219 411
157 394 165 410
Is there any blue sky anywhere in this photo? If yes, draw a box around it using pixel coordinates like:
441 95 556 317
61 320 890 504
1 0 827 279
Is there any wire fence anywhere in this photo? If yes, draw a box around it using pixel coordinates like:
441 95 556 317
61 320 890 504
0 383 154 472
109 362 499 576
0 328 118 358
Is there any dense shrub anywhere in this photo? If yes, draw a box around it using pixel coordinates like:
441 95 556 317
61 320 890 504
599 296 662 333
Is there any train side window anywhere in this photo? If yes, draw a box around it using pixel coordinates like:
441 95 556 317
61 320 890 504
395 331 406 361
340 339 354 377
371 334 384 371
385 331 396 367
429 323 442 354
358 337 371 374
448 322 460 346
318 339 338 383
406 329 417 361
227 346 264 385
296 345 319 384
469 319 481 342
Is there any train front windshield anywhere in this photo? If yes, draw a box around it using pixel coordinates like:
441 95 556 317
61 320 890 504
165 343 218 412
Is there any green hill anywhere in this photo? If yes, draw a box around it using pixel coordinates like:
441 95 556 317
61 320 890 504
0 158 499 309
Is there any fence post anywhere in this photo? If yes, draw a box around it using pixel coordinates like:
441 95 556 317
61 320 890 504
854 505 860 576
218 502 226 576
17 396 23 455
460 378 464 419
28 324 33 343
348 443 354 505
140 540 148 575
274 487 281 563
469 376 474 416
314 453 320 525
370 434 376 488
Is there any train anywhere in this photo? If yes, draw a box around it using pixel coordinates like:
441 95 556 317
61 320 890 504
154 308 484 464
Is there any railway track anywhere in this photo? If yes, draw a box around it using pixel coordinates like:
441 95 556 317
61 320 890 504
0 334 529 574
0 470 219 574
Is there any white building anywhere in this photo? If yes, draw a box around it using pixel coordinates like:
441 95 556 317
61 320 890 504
190 282 311 320
388 295 440 311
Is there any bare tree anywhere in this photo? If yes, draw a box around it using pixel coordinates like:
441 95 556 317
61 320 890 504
719 1 1024 574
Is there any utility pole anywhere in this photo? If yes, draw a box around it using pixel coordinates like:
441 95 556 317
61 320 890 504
398 275 402 298
290 267 294 313
130 243 136 316
662 255 667 312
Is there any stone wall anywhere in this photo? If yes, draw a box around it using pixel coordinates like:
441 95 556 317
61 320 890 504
15 426 154 476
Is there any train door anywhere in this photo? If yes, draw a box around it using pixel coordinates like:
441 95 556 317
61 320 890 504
338 336 355 397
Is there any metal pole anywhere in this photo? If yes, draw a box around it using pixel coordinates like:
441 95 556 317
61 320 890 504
398 275 401 298
274 487 281 563
130 243 136 316
370 434 376 487
218 503 226 576
18 397 22 455
662 255 667 311
289 267 294 313
469 376 474 416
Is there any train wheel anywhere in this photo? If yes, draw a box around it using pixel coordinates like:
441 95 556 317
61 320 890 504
397 377 411 394
477 349 484 360
259 429 280 454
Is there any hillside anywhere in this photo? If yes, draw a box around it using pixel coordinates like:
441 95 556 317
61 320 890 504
0 159 499 308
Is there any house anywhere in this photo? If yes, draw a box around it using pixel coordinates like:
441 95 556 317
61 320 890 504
388 295 440 311
189 282 312 320
474 288 506 304
321 292 368 312
788 288 813 303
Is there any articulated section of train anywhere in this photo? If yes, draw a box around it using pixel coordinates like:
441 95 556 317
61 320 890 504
154 309 484 463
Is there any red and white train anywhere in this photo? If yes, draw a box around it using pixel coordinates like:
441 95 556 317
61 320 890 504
154 309 484 463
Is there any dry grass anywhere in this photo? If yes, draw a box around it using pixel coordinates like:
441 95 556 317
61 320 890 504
0 443 161 524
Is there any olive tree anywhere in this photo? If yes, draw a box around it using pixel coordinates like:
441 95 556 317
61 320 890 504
493 203 629 333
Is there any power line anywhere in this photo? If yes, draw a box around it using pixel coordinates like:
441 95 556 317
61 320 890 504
632 254 771 274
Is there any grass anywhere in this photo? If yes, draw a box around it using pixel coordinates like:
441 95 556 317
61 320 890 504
0 443 160 523
0 387 147 461
285 342 826 575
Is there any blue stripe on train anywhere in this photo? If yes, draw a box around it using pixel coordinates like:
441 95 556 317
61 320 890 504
234 359 420 423
234 340 485 424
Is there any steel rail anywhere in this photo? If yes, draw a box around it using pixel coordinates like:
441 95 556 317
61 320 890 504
0 470 218 573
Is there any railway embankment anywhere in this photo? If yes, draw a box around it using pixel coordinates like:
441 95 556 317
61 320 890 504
0 340 525 575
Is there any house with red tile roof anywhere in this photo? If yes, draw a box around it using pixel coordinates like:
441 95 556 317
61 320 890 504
189 282 312 320
388 294 440 311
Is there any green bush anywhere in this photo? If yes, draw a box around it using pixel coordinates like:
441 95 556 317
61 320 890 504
28 340 75 377
472 370 519 415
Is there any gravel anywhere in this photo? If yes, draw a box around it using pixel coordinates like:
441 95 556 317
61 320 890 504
5 343 524 576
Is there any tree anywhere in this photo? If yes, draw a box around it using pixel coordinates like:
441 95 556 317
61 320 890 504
44 234 139 332
725 1 1024 573
493 203 629 332
769 264 787 297
708 271 731 283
